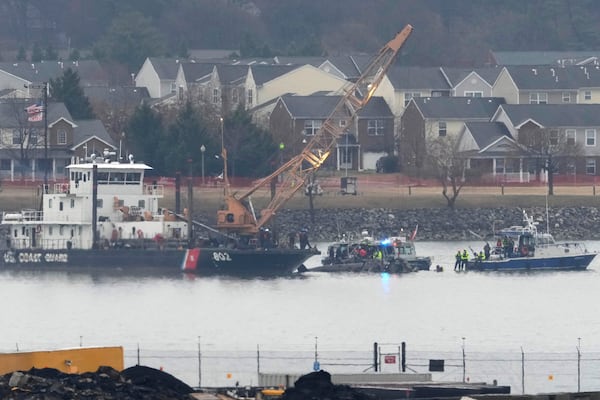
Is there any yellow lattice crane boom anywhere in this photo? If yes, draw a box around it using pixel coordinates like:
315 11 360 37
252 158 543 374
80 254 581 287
217 25 413 234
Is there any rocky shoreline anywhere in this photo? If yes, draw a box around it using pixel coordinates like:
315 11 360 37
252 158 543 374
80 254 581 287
270 206 600 242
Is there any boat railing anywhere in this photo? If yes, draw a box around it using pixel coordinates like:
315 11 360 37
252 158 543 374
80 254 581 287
10 237 84 250
20 209 43 221
144 184 164 197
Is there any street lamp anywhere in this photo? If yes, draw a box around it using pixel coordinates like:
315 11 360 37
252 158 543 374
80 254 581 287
200 144 206 185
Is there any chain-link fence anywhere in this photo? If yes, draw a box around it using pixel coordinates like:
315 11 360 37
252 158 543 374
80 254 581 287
123 343 600 394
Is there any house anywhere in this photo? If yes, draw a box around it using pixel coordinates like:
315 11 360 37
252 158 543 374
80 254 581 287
442 67 502 97
135 57 184 99
492 65 600 104
0 99 115 182
244 64 348 110
269 94 394 171
491 103 600 176
0 60 108 97
173 62 218 104
488 50 600 66
458 121 534 183
373 66 452 118
200 64 250 114
400 96 505 169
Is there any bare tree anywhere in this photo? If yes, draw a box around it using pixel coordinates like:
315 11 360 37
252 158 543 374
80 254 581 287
1 98 41 180
425 135 468 209
518 127 583 196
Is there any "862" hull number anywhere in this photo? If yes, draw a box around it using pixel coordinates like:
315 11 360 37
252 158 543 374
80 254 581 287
212 252 232 262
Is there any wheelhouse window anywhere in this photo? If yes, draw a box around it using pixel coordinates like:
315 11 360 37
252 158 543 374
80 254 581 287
304 120 322 136
529 92 548 104
367 120 384 136
586 129 596 146
438 121 447 137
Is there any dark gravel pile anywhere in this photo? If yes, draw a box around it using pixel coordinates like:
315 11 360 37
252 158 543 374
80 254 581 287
0 365 195 399
281 370 373 400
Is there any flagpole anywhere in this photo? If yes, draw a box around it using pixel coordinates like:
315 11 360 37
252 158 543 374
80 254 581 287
43 81 48 193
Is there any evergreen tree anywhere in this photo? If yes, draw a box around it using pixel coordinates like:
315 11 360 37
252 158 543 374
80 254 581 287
44 44 58 60
127 103 165 172
225 107 278 178
162 101 211 175
69 49 80 61
49 68 95 119
31 43 43 62
16 45 26 61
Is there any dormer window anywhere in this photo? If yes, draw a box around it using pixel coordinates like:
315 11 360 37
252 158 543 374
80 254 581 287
57 129 67 145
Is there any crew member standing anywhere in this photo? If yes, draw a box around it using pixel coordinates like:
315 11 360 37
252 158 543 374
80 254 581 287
454 250 462 271
461 249 469 271
299 228 311 249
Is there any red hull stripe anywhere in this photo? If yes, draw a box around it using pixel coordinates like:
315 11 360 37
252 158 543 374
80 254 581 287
182 248 200 271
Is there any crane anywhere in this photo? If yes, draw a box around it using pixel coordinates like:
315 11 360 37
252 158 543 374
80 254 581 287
217 25 413 235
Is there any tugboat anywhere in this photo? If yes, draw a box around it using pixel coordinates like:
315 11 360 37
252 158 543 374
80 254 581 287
0 151 318 276
468 210 596 272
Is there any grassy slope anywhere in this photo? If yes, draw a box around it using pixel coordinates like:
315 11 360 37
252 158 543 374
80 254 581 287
2 183 600 213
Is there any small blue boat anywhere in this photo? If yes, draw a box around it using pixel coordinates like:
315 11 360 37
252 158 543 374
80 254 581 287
468 210 596 272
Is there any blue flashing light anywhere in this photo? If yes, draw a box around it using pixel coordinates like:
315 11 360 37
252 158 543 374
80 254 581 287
380 238 392 246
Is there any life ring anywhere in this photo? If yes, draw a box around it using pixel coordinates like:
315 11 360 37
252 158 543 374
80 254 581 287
36 225 41 233
521 246 529 256
137 229 144 239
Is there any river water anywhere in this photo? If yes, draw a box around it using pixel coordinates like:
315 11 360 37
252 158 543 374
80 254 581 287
2 240 600 394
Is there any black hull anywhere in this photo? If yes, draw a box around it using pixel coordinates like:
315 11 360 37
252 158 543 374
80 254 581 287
1 247 319 277
183 247 319 276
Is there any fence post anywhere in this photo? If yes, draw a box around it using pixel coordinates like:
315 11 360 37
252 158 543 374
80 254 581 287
501 184 504 195
594 185 596 196
373 342 379 372
462 337 466 382
577 338 581 392
198 337 202 388
408 186 412 196
257 344 260 378
401 342 406 372
521 347 525 394
137 343 140 365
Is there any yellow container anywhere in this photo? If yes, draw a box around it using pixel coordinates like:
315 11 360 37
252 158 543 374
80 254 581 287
0 346 123 374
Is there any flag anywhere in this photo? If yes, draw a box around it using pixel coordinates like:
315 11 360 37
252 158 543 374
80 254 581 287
25 102 44 122
410 224 419 241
